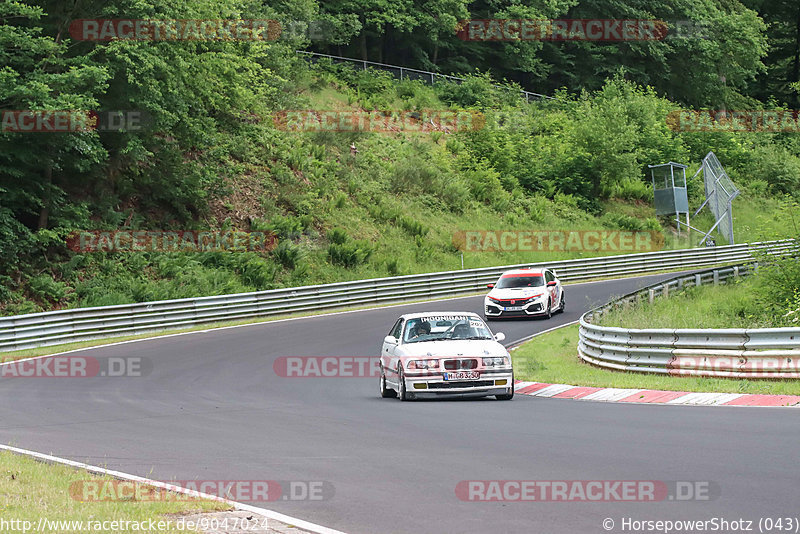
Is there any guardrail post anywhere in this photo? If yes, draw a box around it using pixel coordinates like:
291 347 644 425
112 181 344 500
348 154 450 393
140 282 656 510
695 274 701 287
648 289 655 304
663 284 669 298
363 61 367 71
713 270 720 285
677 278 683 290
733 266 739 278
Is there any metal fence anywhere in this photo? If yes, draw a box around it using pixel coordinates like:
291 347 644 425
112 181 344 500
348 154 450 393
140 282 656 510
701 151 739 245
0 240 794 353
579 258 800 379
296 51 554 102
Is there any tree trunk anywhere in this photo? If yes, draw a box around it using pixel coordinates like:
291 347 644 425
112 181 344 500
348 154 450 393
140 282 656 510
37 164 52 230
793 5 800 105
360 33 368 60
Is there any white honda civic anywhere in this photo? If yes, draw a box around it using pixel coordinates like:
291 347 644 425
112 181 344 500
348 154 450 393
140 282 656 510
484 267 565 319
379 312 514 401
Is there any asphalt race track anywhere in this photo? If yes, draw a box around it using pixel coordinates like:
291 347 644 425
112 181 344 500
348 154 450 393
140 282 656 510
1 272 798 534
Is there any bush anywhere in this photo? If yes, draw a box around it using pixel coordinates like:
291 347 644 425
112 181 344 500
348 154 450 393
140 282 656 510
755 242 800 324
328 240 373 267
28 274 68 303
272 240 305 270
746 143 800 198
327 227 349 244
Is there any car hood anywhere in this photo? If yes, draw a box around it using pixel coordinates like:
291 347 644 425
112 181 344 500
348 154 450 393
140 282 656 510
397 339 508 358
487 288 547 300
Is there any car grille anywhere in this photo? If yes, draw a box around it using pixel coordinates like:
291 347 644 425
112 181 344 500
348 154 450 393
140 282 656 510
443 359 478 370
492 298 531 306
428 380 495 389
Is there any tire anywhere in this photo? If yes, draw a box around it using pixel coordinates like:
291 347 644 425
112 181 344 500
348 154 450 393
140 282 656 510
398 366 413 401
380 365 396 398
558 291 565 313
496 373 514 400
544 299 552 319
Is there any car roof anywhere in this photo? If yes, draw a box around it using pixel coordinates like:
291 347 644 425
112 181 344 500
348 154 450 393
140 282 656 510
398 311 482 321
499 267 546 277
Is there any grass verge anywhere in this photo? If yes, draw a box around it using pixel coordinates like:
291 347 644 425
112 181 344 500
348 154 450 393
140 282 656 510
594 276 784 329
512 324 800 395
0 449 228 533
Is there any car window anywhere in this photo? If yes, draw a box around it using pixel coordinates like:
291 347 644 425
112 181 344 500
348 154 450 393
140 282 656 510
403 318 433 343
404 316 493 343
389 319 403 339
545 270 554 283
495 275 544 288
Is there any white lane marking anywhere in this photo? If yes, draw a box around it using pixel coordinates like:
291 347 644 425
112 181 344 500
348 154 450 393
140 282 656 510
514 381 537 391
0 443 347 534
580 388 644 402
666 393 745 405
528 384 574 397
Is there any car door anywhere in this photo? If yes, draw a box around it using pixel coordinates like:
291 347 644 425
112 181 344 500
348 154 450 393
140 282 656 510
381 318 403 372
545 270 559 305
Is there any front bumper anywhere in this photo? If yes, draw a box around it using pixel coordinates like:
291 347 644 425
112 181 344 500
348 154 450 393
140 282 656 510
403 369 514 397
485 299 547 318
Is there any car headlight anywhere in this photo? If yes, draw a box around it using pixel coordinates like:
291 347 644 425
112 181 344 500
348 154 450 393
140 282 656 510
482 357 509 367
408 359 439 370
487 297 502 304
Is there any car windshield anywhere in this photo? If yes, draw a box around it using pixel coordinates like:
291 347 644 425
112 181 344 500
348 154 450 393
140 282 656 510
403 315 494 343
495 275 545 289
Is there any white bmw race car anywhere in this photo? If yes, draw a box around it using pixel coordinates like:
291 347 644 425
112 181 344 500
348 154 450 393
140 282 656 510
379 312 513 401
484 267 564 319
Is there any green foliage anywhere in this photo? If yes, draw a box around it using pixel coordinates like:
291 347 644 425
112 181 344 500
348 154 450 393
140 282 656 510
1 0 798 316
272 240 305 270
327 227 349 244
328 240 373 267
603 213 661 232
264 215 313 240
754 241 800 325
28 274 68 303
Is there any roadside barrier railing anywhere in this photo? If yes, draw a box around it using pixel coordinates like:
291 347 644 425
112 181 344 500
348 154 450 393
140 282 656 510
295 50 554 102
0 239 793 352
579 252 800 379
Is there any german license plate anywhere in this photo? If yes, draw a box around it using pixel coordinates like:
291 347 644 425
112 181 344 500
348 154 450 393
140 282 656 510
443 371 480 381
504 306 522 311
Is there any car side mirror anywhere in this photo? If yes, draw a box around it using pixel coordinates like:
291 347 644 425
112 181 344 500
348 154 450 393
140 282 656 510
494 332 506 342
547 281 557 287
384 336 398 345
486 283 495 289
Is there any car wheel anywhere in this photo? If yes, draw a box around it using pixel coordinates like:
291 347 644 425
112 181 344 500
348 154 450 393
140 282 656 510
545 299 552 319
496 373 514 400
558 292 565 313
398 365 413 401
380 365 396 398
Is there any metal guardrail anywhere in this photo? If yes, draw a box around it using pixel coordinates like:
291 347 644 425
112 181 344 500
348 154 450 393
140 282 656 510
0 240 794 353
296 51 554 102
579 253 800 379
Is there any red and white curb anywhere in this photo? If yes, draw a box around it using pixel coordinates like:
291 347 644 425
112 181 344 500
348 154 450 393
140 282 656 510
514 381 800 407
